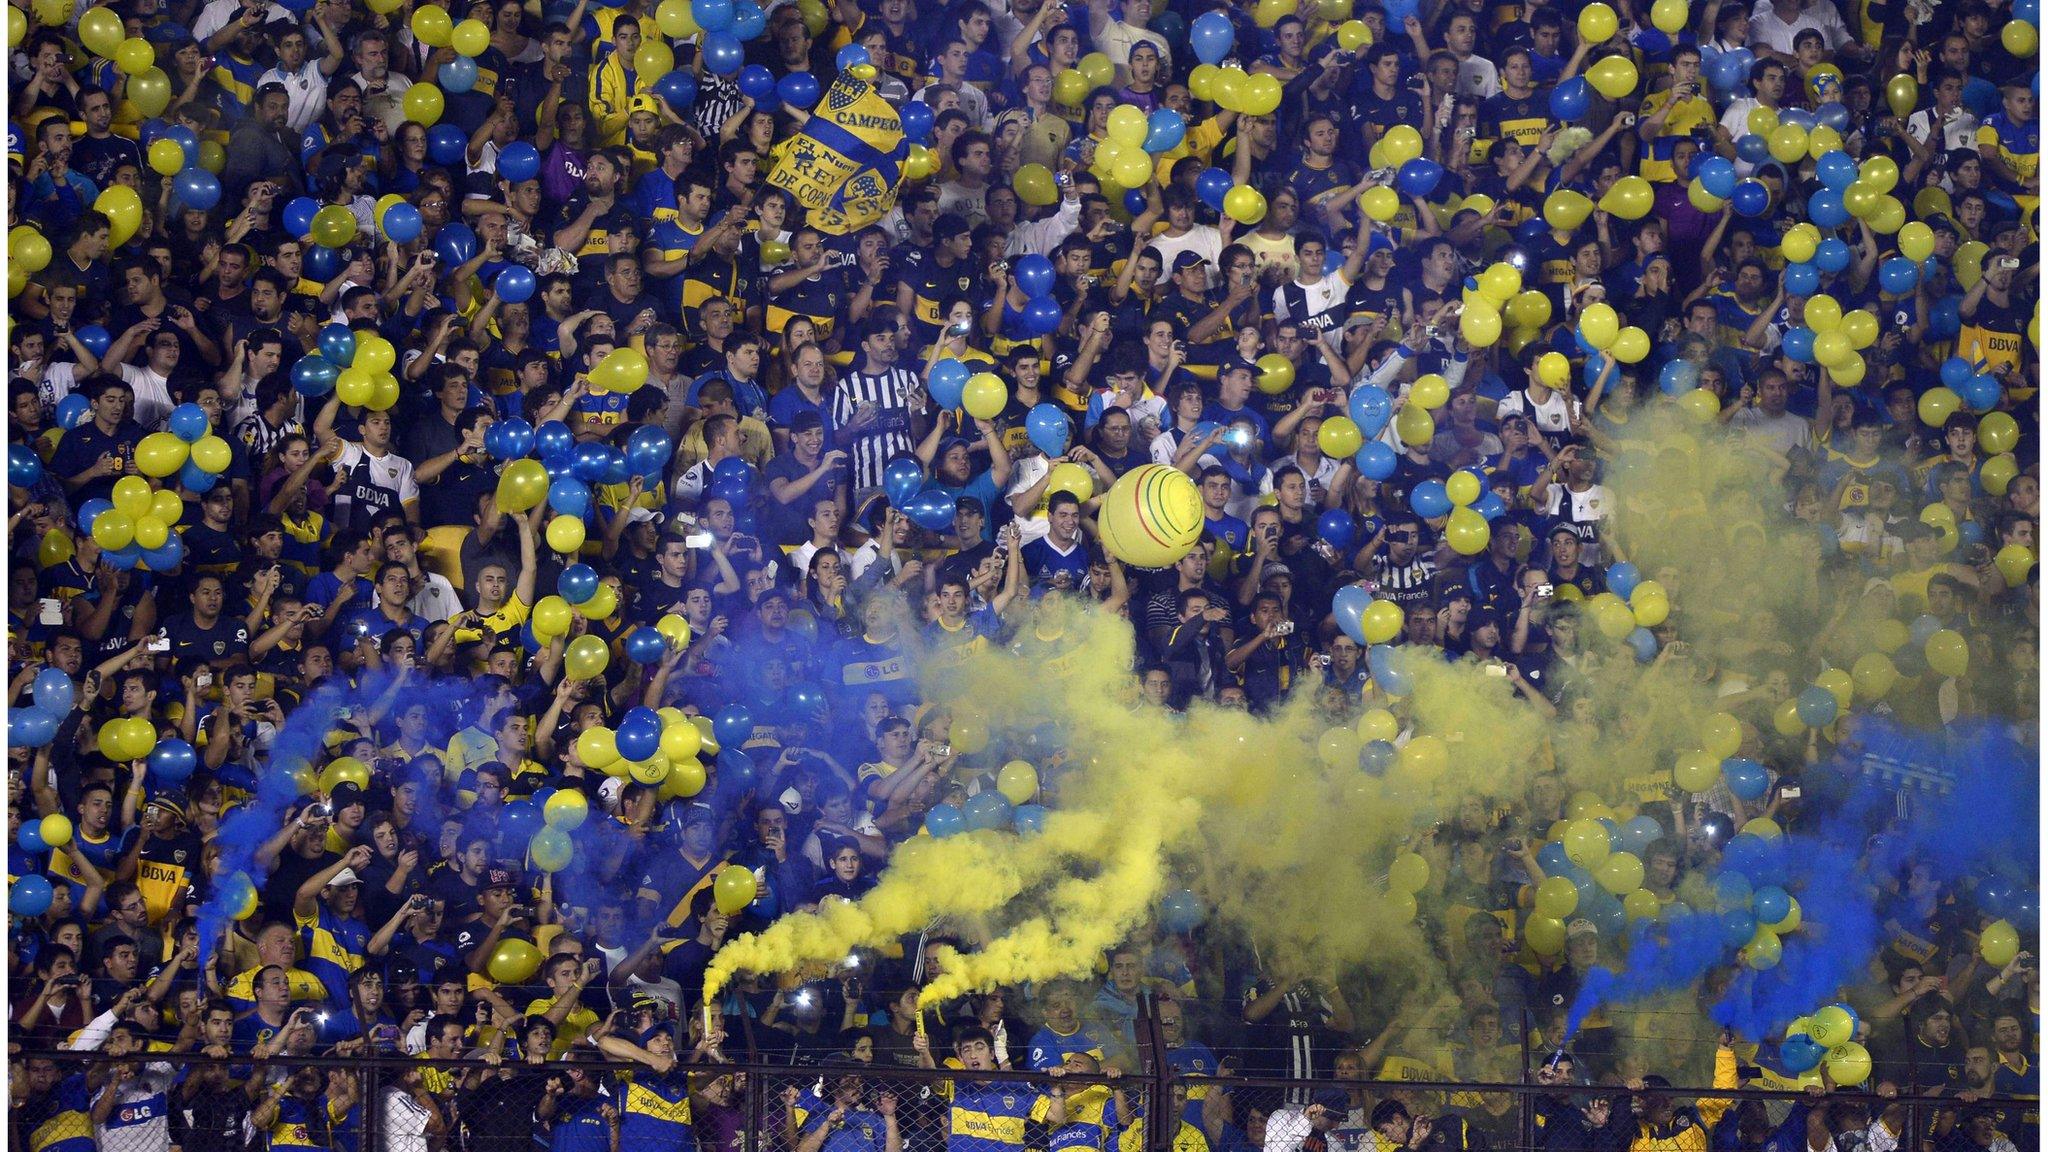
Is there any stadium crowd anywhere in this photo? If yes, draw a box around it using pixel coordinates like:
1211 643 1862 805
3 0 2041 1143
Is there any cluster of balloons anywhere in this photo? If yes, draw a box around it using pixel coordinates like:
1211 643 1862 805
1089 104 1190 192
81 475 188 573
575 703 718 800
1003 252 1065 340
923 787 1044 838
1780 1005 1870 1087
139 402 234 495
8 666 79 748
1049 51 1117 109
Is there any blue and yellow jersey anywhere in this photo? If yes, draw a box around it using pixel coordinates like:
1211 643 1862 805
278 511 328 580
589 54 640 146
573 377 633 432
681 253 756 324
265 1095 332 1152
768 268 849 344
521 995 601 1057
792 1089 891 1152
1637 89 1716 183
295 903 368 1005
1976 112 2039 207
25 1073 95 1152
211 52 267 121
619 1071 694 1147
933 1078 1052 1152
225 965 332 1014
636 168 685 225
47 825 123 900
1709 288 1769 346
582 7 659 60
1049 1086 1122 1152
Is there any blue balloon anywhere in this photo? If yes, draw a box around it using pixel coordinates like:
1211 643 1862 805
9 443 44 488
567 441 609 483
1814 101 1850 131
427 122 467 165
1708 52 1747 91
439 55 478 93
304 243 343 282
1618 815 1663 856
616 707 663 761
1781 326 1816 363
73 324 110 358
1807 188 1848 229
737 64 777 102
1658 359 1699 395
557 562 599 604
1731 179 1770 217
1395 157 1444 198
166 402 210 443
1026 403 1071 455
1719 907 1758 947
927 358 970 410
1409 479 1450 518
1795 684 1838 727
1695 156 1737 199
899 99 932 143
1779 105 1814 130
1013 252 1056 298
625 628 670 665
1549 75 1591 121
1360 740 1397 776
149 737 198 782
1013 803 1047 835
76 499 113 533
713 704 754 746
283 195 320 237
1472 491 1507 521
1736 133 1770 165
1929 295 1962 338
376 204 422 248
55 393 91 429
1957 374 2001 413
730 0 764 38
32 667 74 714
1780 1034 1826 1074
702 31 745 74
625 425 672 474
9 706 58 749
434 221 479 267
1348 384 1392 435
1605 561 1641 599
925 803 965 838
1626 626 1659 662
498 141 541 183
1159 889 1204 932
493 417 536 460
1355 441 1397 480
1782 261 1821 297
654 68 699 110
1752 884 1792 925
1331 584 1372 644
319 325 357 367
1143 107 1186 154
177 459 217 495
12 874 53 916
963 792 1013 831
173 168 221 211
1877 256 1918 295
1815 150 1858 191
711 456 753 493
900 490 958 531
693 0 733 29
495 265 536 303
777 71 819 109
1723 757 1768 800
18 822 45 853
1317 509 1357 553
500 799 541 841
1123 188 1150 215
1940 356 1974 388
548 477 592 518
1195 168 1232 213
535 420 574 459
1190 10 1235 64
1813 237 1852 274
835 43 871 72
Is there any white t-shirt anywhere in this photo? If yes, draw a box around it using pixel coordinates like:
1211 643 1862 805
1747 0 1851 55
258 60 330 134
116 363 176 431
1729 407 1814 455
1907 106 1980 155
1146 226 1224 286
330 442 419 527
191 0 293 42
1495 386 1575 441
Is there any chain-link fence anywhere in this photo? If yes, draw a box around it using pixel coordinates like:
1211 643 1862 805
13 1044 2034 1152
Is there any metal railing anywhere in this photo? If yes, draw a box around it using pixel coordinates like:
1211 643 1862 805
14 1014 2035 1152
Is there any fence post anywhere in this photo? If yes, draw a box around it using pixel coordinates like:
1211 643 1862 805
360 1059 380 1152
1140 994 1170 1152
1519 1009 1535 1152
746 1055 767 1152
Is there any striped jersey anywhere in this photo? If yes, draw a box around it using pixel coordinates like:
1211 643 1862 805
829 367 922 492
933 1078 1053 1152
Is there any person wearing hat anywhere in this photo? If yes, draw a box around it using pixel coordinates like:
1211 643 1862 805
784 1058 900 1152
765 409 851 548
291 844 374 1011
449 863 536 977
899 212 980 344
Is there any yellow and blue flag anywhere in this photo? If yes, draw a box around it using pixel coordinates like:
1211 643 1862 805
766 73 907 235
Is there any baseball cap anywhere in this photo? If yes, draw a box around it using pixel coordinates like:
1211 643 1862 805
1566 918 1598 939
327 867 364 887
679 802 717 827
329 781 368 811
146 21 195 46
626 506 665 526
628 94 663 115
1311 1088 1352 1116
483 865 524 891
1171 250 1208 272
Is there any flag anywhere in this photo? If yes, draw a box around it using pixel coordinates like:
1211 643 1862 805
765 72 908 235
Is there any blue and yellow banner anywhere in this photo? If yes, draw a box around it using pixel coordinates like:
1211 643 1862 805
767 74 907 235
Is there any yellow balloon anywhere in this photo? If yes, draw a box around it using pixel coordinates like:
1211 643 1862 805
1379 125 1424 167
1578 302 1619 349
1393 403 1435 446
1239 73 1283 116
633 38 675 79
1702 712 1742 758
1543 188 1594 231
78 5 123 55
135 431 190 477
1687 178 1726 212
146 137 185 177
546 515 587 554
1585 55 1638 100
1884 72 1919 119
1981 920 2022 967
1359 185 1400 222
1223 184 1267 225
2001 18 2037 56
1804 293 1842 332
1897 221 1935 263
1650 0 1688 32
94 184 144 247
112 475 154 519
1524 914 1567 955
564 634 611 679
1599 175 1654 220
190 434 231 473
92 509 136 550
1077 52 1113 88
1610 326 1650 363
962 371 1007 419
574 582 618 621
576 726 619 768
310 204 358 248
593 346 650 393
1767 123 1809 163
496 458 551 512
402 83 446 126
1506 289 1552 329
1013 163 1057 206
1747 105 1781 138
412 5 454 46
1460 302 1502 346
1107 104 1148 149
1924 629 1968 678
996 760 1039 804
113 36 153 74
451 17 491 55
657 0 701 36
1578 2 1618 41
713 864 759 914
1337 18 1372 49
